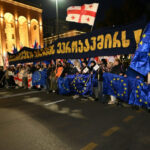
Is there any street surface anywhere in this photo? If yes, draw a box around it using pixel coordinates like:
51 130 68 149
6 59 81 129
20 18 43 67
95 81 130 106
0 88 150 150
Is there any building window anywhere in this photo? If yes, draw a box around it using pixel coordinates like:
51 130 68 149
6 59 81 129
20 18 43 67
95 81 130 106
34 25 37 30
12 34 15 39
11 23 14 28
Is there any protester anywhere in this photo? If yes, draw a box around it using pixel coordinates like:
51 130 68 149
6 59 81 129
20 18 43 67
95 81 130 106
2 56 134 106
98 59 107 103
108 59 122 104
21 66 28 89
69 63 78 75
5 67 16 88
81 61 89 74
46 64 52 93
0 66 5 88
61 62 70 77
56 61 63 78
111 59 122 75
49 65 57 93
89 61 99 100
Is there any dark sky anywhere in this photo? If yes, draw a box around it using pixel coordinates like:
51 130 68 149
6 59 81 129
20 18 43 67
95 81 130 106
15 0 150 35
23 0 150 19
24 0 125 20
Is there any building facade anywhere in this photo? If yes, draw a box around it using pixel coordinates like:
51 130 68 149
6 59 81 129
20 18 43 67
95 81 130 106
0 0 43 65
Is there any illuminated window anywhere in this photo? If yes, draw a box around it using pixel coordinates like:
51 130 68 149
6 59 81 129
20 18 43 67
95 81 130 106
4 13 16 53
31 19 40 46
18 16 29 47
12 34 14 39
11 23 14 28
34 25 37 30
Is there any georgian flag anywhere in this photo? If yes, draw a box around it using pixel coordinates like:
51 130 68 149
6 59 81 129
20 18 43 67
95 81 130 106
66 3 99 26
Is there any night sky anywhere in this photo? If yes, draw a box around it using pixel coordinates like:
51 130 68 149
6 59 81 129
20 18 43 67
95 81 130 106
15 0 150 35
22 0 125 20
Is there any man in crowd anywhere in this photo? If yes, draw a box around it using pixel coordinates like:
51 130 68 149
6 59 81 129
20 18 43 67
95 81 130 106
81 61 89 74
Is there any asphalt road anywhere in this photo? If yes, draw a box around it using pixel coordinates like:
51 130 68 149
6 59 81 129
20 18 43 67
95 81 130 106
0 88 150 150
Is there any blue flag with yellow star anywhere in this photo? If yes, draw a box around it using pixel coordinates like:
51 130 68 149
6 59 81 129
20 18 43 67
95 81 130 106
130 23 150 76
58 74 92 95
32 70 47 86
32 71 42 86
103 73 136 102
58 77 70 94
129 80 150 107
70 74 92 95
39 69 47 86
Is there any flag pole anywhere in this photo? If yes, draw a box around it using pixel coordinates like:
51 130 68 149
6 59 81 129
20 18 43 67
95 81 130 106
90 17 96 32
90 25 94 32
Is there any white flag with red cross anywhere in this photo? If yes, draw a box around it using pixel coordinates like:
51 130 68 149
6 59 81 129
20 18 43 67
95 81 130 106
66 3 99 26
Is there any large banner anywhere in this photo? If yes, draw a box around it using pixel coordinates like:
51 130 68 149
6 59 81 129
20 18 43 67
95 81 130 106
8 21 145 64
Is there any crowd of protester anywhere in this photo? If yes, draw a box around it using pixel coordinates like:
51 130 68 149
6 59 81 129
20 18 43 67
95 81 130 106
0 56 132 104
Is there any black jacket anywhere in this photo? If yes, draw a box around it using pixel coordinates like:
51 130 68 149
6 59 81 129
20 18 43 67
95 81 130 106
111 64 122 75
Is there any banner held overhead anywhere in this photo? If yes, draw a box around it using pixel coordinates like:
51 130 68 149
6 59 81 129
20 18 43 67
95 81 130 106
8 21 145 65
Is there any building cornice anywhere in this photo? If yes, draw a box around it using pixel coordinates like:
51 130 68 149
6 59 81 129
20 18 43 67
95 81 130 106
0 0 42 13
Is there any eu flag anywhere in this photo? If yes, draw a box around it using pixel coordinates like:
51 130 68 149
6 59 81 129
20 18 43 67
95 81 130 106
70 74 92 95
103 73 136 102
32 71 41 86
130 23 150 76
40 69 47 86
57 74 93 95
129 80 149 107
58 77 70 95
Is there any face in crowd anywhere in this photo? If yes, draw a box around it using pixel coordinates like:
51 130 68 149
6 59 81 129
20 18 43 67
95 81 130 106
113 59 120 66
90 61 95 67
107 62 113 69
82 62 87 67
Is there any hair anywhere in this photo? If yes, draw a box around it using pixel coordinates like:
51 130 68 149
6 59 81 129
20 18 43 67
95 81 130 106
101 59 107 66
115 59 121 64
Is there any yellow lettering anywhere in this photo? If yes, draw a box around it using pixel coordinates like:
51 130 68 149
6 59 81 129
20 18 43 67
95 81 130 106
97 35 104 50
57 42 61 54
71 41 78 53
66 41 71 53
50 45 55 55
61 42 66 54
113 32 121 48
122 31 130 48
104 34 112 49
78 40 83 53
91 37 96 51
84 39 90 52
134 29 143 47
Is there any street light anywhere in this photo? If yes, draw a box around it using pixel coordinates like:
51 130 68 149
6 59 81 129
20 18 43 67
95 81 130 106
55 0 58 36
52 0 62 37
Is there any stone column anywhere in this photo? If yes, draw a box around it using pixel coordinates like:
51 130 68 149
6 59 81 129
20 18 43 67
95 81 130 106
39 15 43 48
0 9 6 57
14 12 20 50
27 14 32 48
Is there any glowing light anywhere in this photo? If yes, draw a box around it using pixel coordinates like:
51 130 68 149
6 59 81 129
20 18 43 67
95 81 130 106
3 51 6 57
